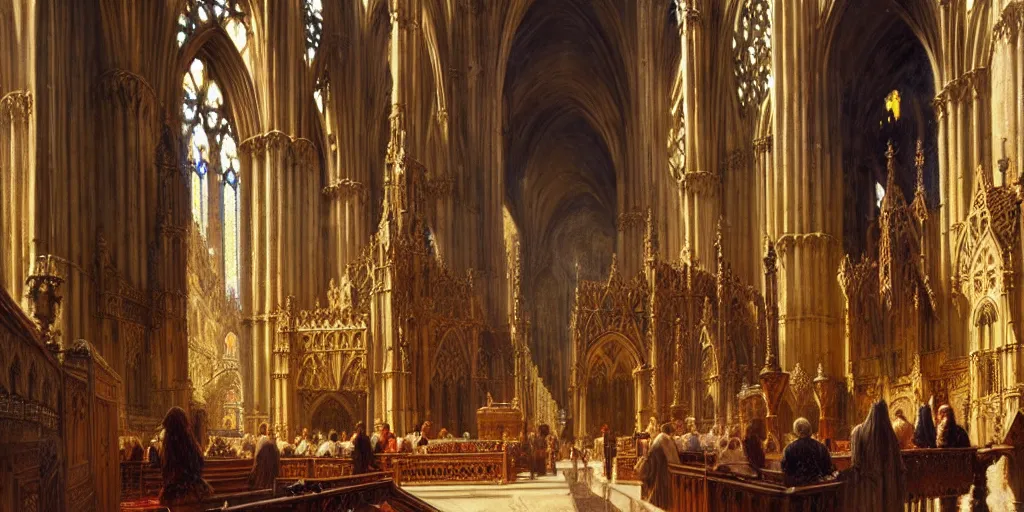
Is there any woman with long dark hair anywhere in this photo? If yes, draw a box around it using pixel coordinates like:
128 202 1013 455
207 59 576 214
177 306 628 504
159 407 212 509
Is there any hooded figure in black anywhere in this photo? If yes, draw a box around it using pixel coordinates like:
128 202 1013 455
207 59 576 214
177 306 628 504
351 421 375 474
912 403 937 448
845 400 906 512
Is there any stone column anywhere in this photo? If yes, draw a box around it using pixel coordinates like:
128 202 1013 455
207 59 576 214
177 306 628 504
677 2 720 269
0 91 35 307
633 364 654 433
770 0 844 376
150 123 190 415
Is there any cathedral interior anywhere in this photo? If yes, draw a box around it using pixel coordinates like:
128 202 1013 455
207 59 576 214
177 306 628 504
2 0 1024 511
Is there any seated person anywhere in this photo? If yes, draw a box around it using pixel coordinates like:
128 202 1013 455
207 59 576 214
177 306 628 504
679 417 702 452
780 417 835 486
375 423 398 453
316 430 340 457
248 431 281 490
715 437 757 477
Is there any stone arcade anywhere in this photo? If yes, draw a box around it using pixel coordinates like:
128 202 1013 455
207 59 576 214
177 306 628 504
2 0 1024 510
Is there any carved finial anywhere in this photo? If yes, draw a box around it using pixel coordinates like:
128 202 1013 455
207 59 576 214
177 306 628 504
608 253 619 281
714 218 724 264
644 208 658 262
701 296 713 325
762 237 777 275
978 163 993 189
915 139 925 192
885 140 897 189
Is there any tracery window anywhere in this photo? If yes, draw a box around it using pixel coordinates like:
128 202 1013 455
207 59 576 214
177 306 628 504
668 111 686 178
177 0 250 58
304 0 324 64
182 57 242 300
732 0 773 112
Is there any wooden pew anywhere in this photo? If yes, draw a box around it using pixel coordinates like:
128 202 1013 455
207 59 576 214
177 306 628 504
665 463 844 512
273 471 393 495
660 447 1001 512
123 443 518 505
216 479 439 512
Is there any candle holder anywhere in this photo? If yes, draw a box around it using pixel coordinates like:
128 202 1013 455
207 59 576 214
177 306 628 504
25 255 64 353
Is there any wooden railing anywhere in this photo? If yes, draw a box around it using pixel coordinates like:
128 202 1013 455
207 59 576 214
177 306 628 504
123 444 517 502
218 479 439 512
393 451 515 485
665 463 844 512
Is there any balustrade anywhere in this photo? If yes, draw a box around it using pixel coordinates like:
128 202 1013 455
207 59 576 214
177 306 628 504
122 442 518 502
393 451 515 485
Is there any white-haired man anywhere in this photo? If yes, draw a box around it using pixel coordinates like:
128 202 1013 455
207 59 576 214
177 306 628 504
780 417 834 486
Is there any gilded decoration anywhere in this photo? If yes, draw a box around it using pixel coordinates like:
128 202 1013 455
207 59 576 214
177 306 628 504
839 142 937 422
571 241 765 435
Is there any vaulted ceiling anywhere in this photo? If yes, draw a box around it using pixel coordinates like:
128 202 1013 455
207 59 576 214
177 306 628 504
503 0 630 404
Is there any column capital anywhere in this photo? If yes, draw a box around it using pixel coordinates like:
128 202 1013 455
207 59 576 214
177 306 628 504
679 170 720 195
95 69 157 115
0 91 33 123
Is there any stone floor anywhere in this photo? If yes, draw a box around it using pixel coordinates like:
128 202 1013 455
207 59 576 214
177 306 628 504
405 461 651 512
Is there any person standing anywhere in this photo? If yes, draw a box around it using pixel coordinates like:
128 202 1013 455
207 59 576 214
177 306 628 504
640 423 680 508
847 400 906 512
742 419 767 475
913 402 937 448
602 425 617 481
351 422 375 474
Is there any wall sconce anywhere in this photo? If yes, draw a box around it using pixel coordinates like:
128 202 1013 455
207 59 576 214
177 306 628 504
998 137 1010 185
25 254 64 353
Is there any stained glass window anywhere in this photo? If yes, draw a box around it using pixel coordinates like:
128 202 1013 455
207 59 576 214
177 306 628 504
884 89 901 125
182 57 241 300
177 0 249 58
223 168 240 298
304 0 323 64
732 0 773 113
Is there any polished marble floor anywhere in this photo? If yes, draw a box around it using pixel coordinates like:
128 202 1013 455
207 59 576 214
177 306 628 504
405 461 652 512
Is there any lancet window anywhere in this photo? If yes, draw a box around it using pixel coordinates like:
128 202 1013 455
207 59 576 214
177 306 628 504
182 57 242 300
669 110 686 178
732 0 772 112
177 0 250 58
304 0 323 64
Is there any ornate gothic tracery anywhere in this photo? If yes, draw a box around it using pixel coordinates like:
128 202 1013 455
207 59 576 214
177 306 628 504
304 0 323 63
182 58 242 298
177 0 249 54
732 0 773 112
